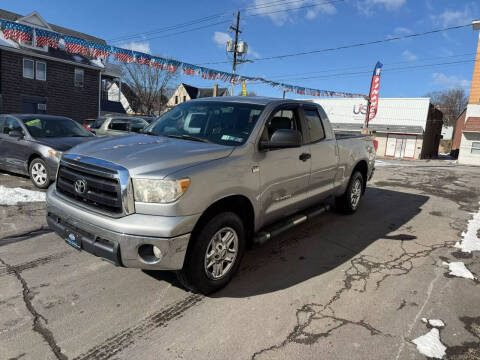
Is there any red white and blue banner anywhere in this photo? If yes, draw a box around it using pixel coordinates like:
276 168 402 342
1 20 32 43
366 61 383 124
35 28 61 48
64 35 89 56
0 18 365 99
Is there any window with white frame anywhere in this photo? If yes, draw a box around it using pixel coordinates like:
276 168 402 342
74 68 84 87
36 61 46 81
472 141 480 154
23 59 34 79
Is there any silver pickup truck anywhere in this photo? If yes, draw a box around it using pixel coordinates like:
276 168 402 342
46 97 375 294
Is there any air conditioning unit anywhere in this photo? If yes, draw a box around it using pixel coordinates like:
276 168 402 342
226 40 236 52
237 41 248 55
38 103 47 111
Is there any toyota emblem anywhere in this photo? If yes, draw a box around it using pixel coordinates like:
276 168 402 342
74 179 87 194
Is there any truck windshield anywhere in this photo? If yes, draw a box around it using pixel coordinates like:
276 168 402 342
144 101 264 146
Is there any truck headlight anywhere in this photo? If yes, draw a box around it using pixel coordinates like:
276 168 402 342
132 178 190 203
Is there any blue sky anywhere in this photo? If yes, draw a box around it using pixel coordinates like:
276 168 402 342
5 0 480 98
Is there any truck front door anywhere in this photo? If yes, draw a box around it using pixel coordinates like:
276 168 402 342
257 105 311 226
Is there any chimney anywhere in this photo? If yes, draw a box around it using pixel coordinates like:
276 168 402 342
213 83 218 97
469 21 480 104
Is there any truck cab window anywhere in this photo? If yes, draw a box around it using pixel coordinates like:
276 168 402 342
304 109 325 143
262 108 301 141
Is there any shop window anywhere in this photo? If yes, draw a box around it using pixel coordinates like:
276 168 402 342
472 141 480 154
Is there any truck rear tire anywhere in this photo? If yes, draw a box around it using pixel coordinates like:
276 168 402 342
176 212 246 294
335 171 364 214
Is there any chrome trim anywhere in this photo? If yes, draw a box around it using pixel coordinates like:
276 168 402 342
58 154 135 217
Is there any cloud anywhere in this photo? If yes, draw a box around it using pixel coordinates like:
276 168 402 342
213 31 232 48
430 6 474 27
402 50 418 61
249 0 337 26
117 41 150 54
248 46 261 58
357 0 406 15
394 27 412 35
432 72 471 89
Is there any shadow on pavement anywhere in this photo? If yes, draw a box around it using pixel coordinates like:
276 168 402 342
146 187 428 298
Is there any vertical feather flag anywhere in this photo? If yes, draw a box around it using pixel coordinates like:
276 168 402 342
35 29 61 48
64 35 88 56
1 20 32 43
112 47 134 63
88 42 111 59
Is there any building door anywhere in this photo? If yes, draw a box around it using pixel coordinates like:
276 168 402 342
394 137 404 158
385 134 396 157
386 134 416 158
403 136 417 158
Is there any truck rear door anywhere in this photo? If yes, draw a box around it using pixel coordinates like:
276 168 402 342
301 106 338 200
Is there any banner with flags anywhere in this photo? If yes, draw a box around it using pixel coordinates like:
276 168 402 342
35 28 61 48
366 61 383 124
64 35 88 56
0 17 366 99
1 20 32 43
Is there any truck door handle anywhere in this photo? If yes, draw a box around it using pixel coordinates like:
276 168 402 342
299 153 311 161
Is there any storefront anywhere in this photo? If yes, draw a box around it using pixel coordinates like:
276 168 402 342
308 97 443 159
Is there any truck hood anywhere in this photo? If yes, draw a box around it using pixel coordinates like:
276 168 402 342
67 134 234 178
34 136 96 151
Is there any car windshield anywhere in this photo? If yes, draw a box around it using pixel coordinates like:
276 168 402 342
91 117 107 129
22 116 94 138
144 101 264 146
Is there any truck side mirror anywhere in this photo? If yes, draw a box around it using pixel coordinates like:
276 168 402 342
259 129 302 150
8 130 24 139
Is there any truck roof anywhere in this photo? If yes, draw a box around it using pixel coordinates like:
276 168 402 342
189 96 318 106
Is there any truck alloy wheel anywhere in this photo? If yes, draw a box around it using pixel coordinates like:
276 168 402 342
350 178 362 210
204 227 239 280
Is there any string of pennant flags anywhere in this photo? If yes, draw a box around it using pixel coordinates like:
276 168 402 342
0 19 365 98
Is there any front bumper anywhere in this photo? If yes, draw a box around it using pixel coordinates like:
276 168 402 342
46 186 200 270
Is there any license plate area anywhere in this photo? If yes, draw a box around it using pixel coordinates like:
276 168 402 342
65 230 81 249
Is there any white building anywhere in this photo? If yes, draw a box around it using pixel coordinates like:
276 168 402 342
307 97 443 159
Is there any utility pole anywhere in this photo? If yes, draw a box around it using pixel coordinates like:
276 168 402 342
230 11 241 96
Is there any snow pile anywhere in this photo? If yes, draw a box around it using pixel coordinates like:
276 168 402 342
455 203 480 253
412 328 446 359
422 318 445 328
0 186 46 205
443 261 476 280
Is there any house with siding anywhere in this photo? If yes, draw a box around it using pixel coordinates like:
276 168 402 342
0 9 129 122
167 83 229 109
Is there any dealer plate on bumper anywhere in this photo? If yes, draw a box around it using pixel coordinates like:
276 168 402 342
65 231 81 249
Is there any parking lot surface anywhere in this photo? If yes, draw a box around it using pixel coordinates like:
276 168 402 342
1 159 480 360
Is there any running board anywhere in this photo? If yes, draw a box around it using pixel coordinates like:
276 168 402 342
253 203 331 246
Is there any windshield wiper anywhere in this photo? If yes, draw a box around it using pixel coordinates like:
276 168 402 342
163 134 210 143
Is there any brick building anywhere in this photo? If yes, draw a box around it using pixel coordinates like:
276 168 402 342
451 20 480 165
0 10 126 122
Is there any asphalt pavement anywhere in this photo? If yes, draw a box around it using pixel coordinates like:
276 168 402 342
1 159 480 360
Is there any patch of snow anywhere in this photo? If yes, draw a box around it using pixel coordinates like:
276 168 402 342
445 261 476 280
412 328 446 359
455 203 480 253
72 55 84 62
90 58 105 68
422 318 445 328
0 185 45 205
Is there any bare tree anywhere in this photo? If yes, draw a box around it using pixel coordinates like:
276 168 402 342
121 62 179 115
425 87 468 126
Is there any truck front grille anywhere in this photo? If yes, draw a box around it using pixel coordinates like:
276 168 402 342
56 155 133 216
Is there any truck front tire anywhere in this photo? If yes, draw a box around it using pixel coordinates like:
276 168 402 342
177 212 246 294
335 171 364 214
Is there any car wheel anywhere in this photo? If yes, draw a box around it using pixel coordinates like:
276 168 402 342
29 158 50 189
176 212 246 294
335 171 364 214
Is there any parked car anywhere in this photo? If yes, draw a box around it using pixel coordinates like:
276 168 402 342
46 97 376 293
0 114 95 188
90 115 148 136
139 115 157 124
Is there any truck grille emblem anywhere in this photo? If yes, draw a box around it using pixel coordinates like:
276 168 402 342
74 179 87 194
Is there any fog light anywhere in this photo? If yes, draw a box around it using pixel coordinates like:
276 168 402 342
153 246 162 259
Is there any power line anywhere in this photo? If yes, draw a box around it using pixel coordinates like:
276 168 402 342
198 23 472 65
109 0 343 44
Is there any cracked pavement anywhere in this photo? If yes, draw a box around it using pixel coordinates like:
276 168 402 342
1 159 480 360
